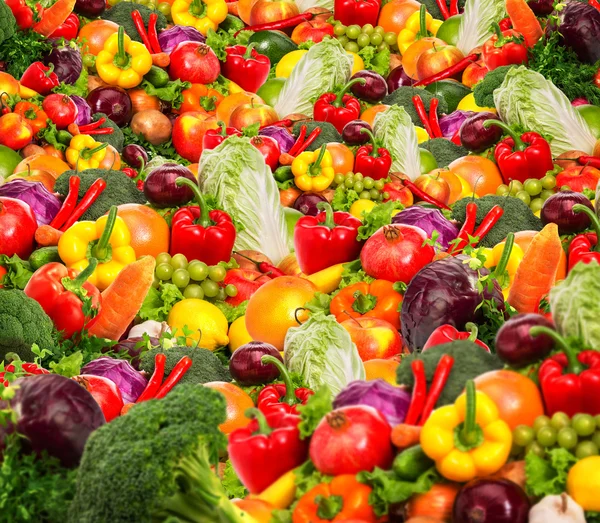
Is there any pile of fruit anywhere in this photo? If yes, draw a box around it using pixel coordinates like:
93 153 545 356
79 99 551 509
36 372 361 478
1 0 600 520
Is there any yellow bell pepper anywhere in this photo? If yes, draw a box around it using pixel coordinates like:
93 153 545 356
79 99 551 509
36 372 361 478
481 233 524 299
65 135 109 171
171 0 227 35
292 144 335 192
96 27 152 89
420 380 512 482
567 456 600 511
398 5 442 54
58 206 136 291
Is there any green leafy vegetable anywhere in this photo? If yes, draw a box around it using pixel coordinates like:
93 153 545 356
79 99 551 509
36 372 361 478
331 186 360 212
357 201 404 241
139 282 183 322
38 121 68 152
359 45 391 77
212 300 248 324
206 28 234 61
122 127 190 164
141 79 190 109
339 259 375 288
0 255 33 290
304 292 333 316
0 29 53 78
49 351 83 378
52 68 89 98
222 460 248 500
525 448 577 498
298 386 333 439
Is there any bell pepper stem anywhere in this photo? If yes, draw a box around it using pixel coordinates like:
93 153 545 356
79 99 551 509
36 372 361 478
217 120 227 137
261 355 298 405
461 380 478 446
93 206 118 260
175 177 212 228
243 43 256 60
333 78 366 107
81 142 108 160
465 322 479 342
190 0 206 17
115 26 128 67
72 258 98 287
417 4 427 39
309 144 328 177
482 120 526 151
530 326 585 374
493 232 514 287
45 62 55 77
360 128 380 158
245 407 272 435
317 201 336 229
491 22 506 47
572 204 600 253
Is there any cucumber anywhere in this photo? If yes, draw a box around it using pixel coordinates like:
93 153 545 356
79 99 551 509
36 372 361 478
29 246 61 270
392 445 434 481
144 66 170 88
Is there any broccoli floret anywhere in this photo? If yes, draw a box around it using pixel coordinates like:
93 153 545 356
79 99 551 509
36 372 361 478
0 0 17 46
420 138 469 167
0 290 55 362
383 87 449 126
100 3 167 43
396 340 503 406
68 384 251 523
473 65 514 108
451 194 542 248
91 113 124 153
54 169 146 221
139 346 231 386
292 121 342 151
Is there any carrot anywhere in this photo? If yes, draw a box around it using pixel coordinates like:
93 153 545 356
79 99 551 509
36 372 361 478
151 53 170 68
507 223 562 314
88 256 156 340
33 0 77 36
35 225 63 247
505 0 543 47
391 423 422 449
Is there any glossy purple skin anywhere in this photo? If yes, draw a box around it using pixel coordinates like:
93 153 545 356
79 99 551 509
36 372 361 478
122 144 149 169
459 112 503 152
495 313 554 367
350 70 388 103
453 479 530 523
143 164 196 208
541 190 594 235
0 374 105 468
386 65 414 92
75 0 105 16
87 87 132 127
43 40 83 84
294 192 327 216
528 0 553 14
229 341 283 386
342 120 372 145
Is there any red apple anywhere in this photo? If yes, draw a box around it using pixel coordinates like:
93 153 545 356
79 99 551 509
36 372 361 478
249 0 299 26
0 197 37 258
383 178 414 206
223 269 271 306
229 102 279 130
291 19 334 44
416 44 465 81
414 172 451 205
171 112 218 163
555 165 600 193
462 59 489 88
341 317 403 361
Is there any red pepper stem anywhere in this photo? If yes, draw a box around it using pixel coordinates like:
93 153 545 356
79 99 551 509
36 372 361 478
334 78 366 107
317 201 336 229
217 120 227 136
246 407 272 435
261 355 297 405
360 128 380 158
491 22 505 46
530 326 584 374
493 232 514 287
418 4 427 39
572 204 600 252
482 120 526 151
465 322 479 343
92 206 118 260
175 177 212 228
461 380 479 446
243 43 256 60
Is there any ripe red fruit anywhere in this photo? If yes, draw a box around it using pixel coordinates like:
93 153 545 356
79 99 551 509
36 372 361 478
72 375 124 422
169 42 220 84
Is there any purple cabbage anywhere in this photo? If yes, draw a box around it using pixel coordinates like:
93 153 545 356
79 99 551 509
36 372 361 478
71 96 92 126
259 125 296 153
439 110 475 139
333 379 410 426
43 40 83 84
549 1 600 64
81 357 148 404
158 27 206 54
393 206 459 249
0 179 61 226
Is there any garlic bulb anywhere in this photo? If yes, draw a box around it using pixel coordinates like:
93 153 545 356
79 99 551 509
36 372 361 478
529 493 585 523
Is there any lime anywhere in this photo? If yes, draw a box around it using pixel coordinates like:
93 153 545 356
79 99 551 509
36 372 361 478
576 104 600 139
419 148 438 174
435 14 462 45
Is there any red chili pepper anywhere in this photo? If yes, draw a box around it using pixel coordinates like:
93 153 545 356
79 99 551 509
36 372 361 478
202 121 242 150
334 0 379 26
154 356 193 399
82 127 114 136
288 125 307 157
50 175 81 230
313 78 366 133
435 0 450 19
234 12 313 37
404 359 427 425
481 23 528 71
78 118 106 132
122 167 138 179
131 10 154 54
568 204 600 271
403 179 451 210
221 44 271 94
136 353 167 403
414 53 479 87
262 119 293 129
577 155 600 169
60 178 107 231
294 127 322 155
147 13 162 54
449 0 458 15
499 17 512 30
418 354 455 425
428 98 443 138
472 204 504 242
354 128 392 180
423 323 490 352
412 95 434 138
450 201 477 254
590 0 600 10
49 12 80 40
234 252 285 278
20 62 60 96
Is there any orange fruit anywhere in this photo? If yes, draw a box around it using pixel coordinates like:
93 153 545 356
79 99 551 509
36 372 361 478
361 104 389 126
116 204 170 258
245 276 317 350
13 154 70 179
326 143 355 174
448 156 503 196
77 20 119 55
364 358 399 386
216 92 264 126
204 381 254 434
378 0 421 34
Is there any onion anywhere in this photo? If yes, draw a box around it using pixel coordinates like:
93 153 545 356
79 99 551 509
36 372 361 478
130 110 172 146
406 483 461 522
87 86 132 127
279 186 301 207
294 192 327 216
229 341 282 385
122 144 148 169
540 190 594 234
129 88 161 114
495 314 554 367
143 163 196 207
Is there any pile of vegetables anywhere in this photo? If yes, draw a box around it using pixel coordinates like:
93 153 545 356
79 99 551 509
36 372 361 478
1 0 600 519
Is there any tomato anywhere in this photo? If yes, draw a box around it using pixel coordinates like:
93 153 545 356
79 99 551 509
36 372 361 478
0 265 6 288
309 405 393 475
250 135 280 171
72 375 124 422
42 94 77 130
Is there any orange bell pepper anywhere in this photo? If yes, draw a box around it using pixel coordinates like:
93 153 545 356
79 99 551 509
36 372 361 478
178 83 225 115
330 279 403 329
13 101 48 135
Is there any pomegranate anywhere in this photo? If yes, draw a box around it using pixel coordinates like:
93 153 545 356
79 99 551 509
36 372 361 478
168 42 220 84
73 375 124 422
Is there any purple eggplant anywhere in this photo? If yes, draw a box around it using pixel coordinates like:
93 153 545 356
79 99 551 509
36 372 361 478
541 190 594 234
386 65 414 93
459 112 503 152
342 120 372 145
350 70 388 103
495 313 555 367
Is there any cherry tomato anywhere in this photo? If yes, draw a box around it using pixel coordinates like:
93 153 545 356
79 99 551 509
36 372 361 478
42 94 77 130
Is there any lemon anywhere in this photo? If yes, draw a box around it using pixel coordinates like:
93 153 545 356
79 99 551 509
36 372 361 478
228 316 253 352
457 92 497 113
350 199 377 219
275 50 308 78
167 299 229 351
415 125 430 143
347 52 364 75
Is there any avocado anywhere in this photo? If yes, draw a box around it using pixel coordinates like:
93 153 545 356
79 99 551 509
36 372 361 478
247 30 298 65
424 80 472 113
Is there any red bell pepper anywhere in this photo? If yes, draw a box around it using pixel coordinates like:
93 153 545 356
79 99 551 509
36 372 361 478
1 362 49 387
423 323 490 352
221 44 271 94
49 12 80 40
169 177 236 266
202 121 242 150
20 62 60 96
257 355 313 416
23 259 101 339
334 0 380 27
481 24 528 71
354 128 392 180
313 78 366 133
568 204 600 271
5 0 36 29
533 326 600 416
294 202 363 275
483 120 554 184
228 408 309 494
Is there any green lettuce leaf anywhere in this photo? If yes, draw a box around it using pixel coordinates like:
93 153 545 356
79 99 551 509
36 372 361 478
0 255 33 290
212 300 248 324
221 460 248 500
138 282 183 322
298 386 333 439
359 46 391 77
525 448 577 498
141 79 190 109
357 200 404 241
